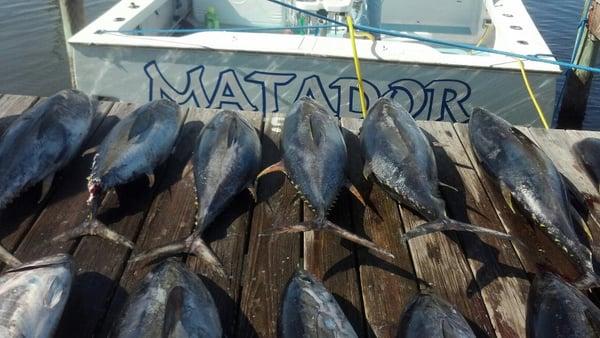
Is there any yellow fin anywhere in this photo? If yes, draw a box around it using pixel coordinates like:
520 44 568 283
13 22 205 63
257 160 286 180
499 181 515 213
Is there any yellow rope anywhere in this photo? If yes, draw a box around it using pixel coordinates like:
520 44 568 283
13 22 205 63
346 16 368 118
355 31 376 41
516 59 550 129
469 24 491 55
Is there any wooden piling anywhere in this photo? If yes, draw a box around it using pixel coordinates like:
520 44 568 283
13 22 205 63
556 0 600 129
58 0 85 88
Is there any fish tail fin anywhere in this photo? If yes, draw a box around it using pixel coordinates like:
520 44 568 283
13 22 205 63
52 218 134 248
129 234 226 277
0 244 21 267
263 220 394 259
401 217 514 242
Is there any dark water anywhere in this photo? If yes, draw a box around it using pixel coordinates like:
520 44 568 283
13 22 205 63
0 0 598 129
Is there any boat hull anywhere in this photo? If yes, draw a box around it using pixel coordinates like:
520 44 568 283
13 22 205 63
72 45 558 125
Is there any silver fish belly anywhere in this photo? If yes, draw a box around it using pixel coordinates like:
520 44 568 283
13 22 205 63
0 254 74 338
112 260 222 338
280 269 357 338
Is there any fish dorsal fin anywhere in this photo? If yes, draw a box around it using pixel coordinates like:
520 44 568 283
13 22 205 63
441 319 454 338
162 286 185 338
226 117 239 147
308 114 326 146
128 111 155 142
510 126 535 144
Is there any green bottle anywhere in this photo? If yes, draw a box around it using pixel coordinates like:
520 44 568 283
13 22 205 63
205 6 220 29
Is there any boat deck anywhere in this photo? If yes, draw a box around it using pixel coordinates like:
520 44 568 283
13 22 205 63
0 93 599 337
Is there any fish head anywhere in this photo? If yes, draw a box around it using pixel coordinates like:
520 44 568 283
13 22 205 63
281 270 358 337
469 107 512 138
0 254 74 337
468 107 517 165
400 293 475 338
291 269 318 288
528 272 600 337
469 107 514 139
573 138 600 191
50 90 95 135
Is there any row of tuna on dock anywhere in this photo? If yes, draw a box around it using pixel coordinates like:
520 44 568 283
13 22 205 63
0 89 598 336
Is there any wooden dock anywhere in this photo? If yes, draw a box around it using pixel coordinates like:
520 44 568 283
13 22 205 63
0 93 599 337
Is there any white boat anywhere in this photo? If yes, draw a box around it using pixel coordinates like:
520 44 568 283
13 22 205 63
69 0 560 125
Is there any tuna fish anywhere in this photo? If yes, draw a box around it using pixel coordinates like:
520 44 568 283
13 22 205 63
398 293 475 338
130 110 261 274
258 97 393 258
0 254 74 338
528 272 600 337
111 259 222 338
53 99 184 248
573 137 600 192
280 269 357 338
468 108 599 288
360 97 513 242
0 89 95 266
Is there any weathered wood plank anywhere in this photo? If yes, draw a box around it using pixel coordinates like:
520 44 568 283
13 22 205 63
0 99 112 269
0 94 39 134
419 121 528 338
397 123 496 336
237 114 302 338
0 94 39 117
341 117 419 338
54 106 190 337
97 107 211 336
303 194 365 335
453 124 582 282
186 110 263 337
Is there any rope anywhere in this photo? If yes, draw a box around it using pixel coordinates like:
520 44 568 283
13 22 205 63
517 59 550 129
476 26 491 47
471 23 491 52
354 32 376 41
267 0 600 74
346 16 368 118
571 19 589 63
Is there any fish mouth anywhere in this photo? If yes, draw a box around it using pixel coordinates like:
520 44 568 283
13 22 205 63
293 269 317 284
87 179 103 205
5 253 73 273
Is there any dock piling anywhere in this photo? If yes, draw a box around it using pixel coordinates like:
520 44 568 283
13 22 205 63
58 0 85 88
556 0 600 129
